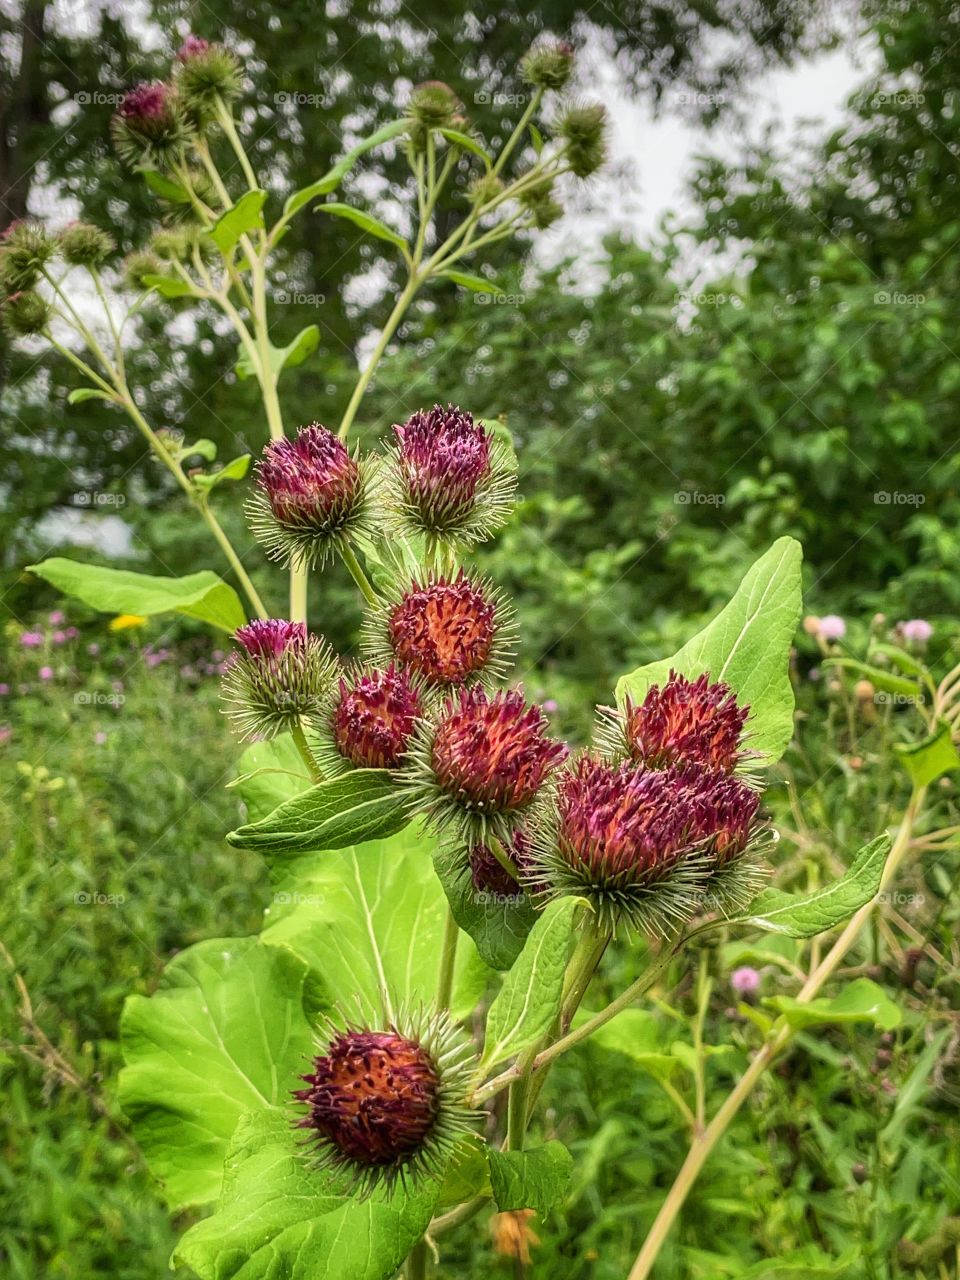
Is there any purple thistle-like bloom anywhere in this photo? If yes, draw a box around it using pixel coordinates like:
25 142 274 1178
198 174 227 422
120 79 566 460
388 574 497 686
431 688 568 820
176 34 211 60
296 1030 440 1168
331 664 422 770
469 829 535 898
730 965 761 997
901 618 933 644
252 424 367 567
236 618 306 660
388 405 515 543
118 82 176 133
293 1011 475 1190
533 755 761 934
222 619 336 740
622 671 749 774
818 614 846 643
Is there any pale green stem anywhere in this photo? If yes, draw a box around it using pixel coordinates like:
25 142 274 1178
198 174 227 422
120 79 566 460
337 272 422 441
196 498 269 620
90 267 124 376
490 89 542 177
290 721 322 783
625 788 926 1280
215 95 260 194
339 542 378 607
289 557 308 625
44 334 119 399
405 1239 429 1280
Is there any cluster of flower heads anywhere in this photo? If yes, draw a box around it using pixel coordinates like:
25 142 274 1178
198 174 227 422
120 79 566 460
523 672 765 936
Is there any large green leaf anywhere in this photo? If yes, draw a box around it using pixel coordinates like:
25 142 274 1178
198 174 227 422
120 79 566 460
175 1111 438 1280
282 119 410 217
226 769 410 854
764 978 901 1031
894 719 960 787
210 189 268 252
480 898 579 1070
26 558 246 633
487 1141 573 1216
615 537 803 766
433 842 538 971
259 823 488 1023
118 937 321 1210
742 835 891 937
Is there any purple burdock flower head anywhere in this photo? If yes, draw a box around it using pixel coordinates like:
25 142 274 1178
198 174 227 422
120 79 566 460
111 81 189 167
321 663 423 772
406 687 568 844
730 966 761 998
173 35 243 122
249 424 371 569
386 405 516 545
600 671 750 774
220 618 337 740
363 570 516 692
900 618 933 645
293 1009 475 1192
817 614 846 643
176 35 211 60
530 755 763 935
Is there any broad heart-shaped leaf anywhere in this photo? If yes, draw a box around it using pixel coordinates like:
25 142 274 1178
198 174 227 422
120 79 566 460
487 1141 573 1216
480 898 580 1070
26 558 245 633
313 202 408 252
175 1110 438 1280
259 822 488 1024
118 937 322 1211
282 118 410 218
226 769 410 854
895 719 960 787
742 835 891 937
231 734 313 821
615 536 803 767
764 978 902 1032
210 189 268 253
433 842 538 971
235 324 320 380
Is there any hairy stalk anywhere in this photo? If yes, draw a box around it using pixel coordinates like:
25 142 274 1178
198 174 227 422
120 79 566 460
626 787 927 1280
405 1239 429 1280
338 272 422 441
290 721 323 783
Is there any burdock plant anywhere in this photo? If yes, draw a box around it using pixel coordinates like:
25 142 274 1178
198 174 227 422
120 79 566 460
12 26 928 1280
